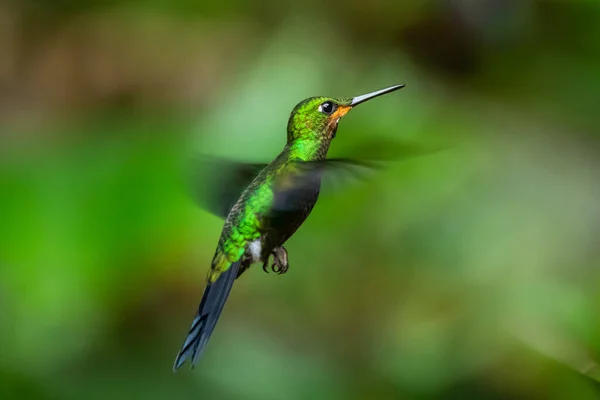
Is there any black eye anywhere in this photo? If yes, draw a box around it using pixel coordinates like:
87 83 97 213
319 101 336 115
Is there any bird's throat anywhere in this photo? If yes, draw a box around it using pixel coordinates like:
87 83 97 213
286 138 331 161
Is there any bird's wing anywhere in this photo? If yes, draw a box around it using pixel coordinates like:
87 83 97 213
268 138 449 211
188 156 267 219
187 139 446 216
269 158 378 212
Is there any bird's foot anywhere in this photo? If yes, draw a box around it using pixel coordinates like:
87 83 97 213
272 246 289 274
262 246 289 275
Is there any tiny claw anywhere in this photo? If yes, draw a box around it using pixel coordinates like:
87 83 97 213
272 262 286 275
280 264 288 274
271 263 280 274
262 262 269 273
269 246 290 275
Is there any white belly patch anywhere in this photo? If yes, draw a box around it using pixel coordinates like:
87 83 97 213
248 239 262 262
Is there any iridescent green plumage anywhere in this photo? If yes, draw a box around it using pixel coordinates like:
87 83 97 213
173 85 404 370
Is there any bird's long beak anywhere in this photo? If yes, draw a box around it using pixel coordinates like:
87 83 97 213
350 84 405 107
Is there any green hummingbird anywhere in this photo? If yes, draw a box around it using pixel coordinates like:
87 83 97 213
173 84 405 370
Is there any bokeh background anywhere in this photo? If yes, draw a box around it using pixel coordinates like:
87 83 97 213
1 0 600 399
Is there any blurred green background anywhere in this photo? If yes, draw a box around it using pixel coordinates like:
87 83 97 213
1 0 600 399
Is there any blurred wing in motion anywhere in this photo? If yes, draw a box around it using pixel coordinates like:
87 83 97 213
270 139 447 211
270 157 378 212
188 156 267 219
188 139 446 215
333 136 449 163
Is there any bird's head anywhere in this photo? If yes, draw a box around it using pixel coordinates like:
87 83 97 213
286 84 404 143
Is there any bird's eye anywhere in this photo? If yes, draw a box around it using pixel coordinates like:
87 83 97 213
319 101 336 115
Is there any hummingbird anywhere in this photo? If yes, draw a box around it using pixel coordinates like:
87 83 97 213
173 84 405 370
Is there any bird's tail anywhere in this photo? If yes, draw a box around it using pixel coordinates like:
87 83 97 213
173 261 241 371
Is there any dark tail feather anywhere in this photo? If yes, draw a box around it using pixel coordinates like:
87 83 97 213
173 261 241 371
